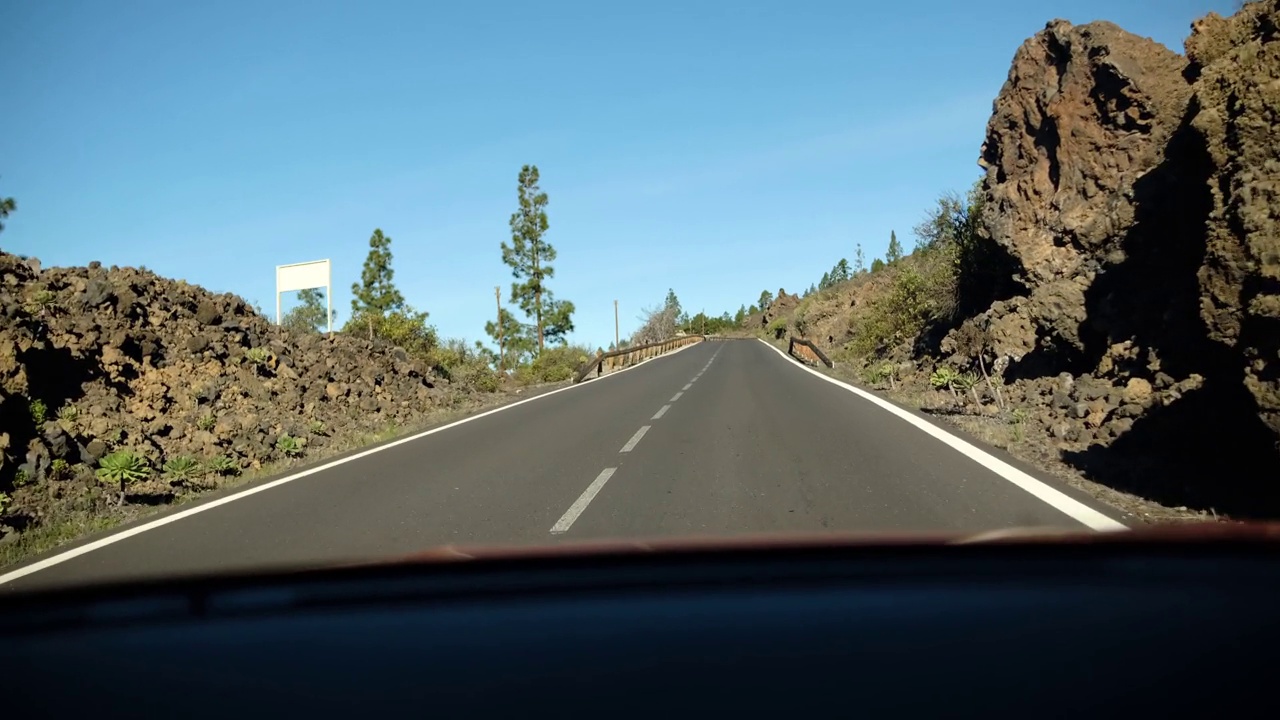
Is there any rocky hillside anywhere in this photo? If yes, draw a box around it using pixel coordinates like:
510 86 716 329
767 1 1280 517
0 252 492 537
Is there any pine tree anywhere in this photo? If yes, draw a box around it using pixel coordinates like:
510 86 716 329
871 258 886 273
502 164 571 353
886 230 903 264
0 196 14 233
664 289 682 318
350 229 406 339
485 307 532 368
854 244 866 275
820 271 831 290
759 290 773 310
834 258 851 282
734 305 746 326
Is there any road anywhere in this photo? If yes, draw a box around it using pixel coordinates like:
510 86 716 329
1 338 1124 590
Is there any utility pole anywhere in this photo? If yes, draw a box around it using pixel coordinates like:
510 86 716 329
495 286 504 373
614 299 619 349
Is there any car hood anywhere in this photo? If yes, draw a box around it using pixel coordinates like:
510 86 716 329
355 521 1280 567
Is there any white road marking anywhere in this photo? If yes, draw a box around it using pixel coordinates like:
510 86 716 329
620 425 651 452
550 468 617 534
670 392 683 402
0 340 710 586
683 383 693 390
652 404 671 420
755 339 1126 532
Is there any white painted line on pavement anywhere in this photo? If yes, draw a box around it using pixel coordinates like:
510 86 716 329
670 392 683 402
550 467 617 534
652 404 671 420
0 340 712 587
755 339 1126 532
683 383 693 390
620 425 651 453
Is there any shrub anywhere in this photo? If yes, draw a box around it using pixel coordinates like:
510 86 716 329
767 318 787 340
96 450 151 502
56 404 79 423
207 456 240 476
276 434 303 457
307 420 327 436
930 366 960 392
0 491 10 514
163 456 201 481
244 347 270 365
13 468 32 487
49 458 71 481
523 345 594 384
29 399 47 425
197 414 216 431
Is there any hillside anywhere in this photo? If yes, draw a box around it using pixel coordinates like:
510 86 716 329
763 0 1280 518
0 252 539 549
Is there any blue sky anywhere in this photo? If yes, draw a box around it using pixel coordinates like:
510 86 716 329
1 0 1233 349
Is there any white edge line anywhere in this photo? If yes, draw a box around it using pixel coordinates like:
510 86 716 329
652 404 671 420
670 392 683 402
754 338 1127 532
0 340 709 586
550 467 617 534
620 425 651 453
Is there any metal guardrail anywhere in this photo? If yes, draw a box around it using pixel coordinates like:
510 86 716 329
574 335 705 383
788 336 834 368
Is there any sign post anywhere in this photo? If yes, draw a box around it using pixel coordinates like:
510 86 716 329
275 259 333 334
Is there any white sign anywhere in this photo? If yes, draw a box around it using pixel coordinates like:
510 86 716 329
275 259 333 334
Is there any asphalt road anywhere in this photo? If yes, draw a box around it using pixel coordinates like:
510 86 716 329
1 339 1124 591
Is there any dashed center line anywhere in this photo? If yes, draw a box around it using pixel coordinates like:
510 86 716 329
550 468 617 534
620 425 650 452
683 383 693 390
670 391 683 402
652 404 670 420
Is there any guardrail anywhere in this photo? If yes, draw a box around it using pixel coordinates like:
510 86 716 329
788 336 834 368
574 335 705 383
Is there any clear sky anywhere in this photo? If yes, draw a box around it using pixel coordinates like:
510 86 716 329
1 0 1234 349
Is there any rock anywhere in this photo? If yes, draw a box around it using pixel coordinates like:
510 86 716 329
83 439 107 462
186 335 210 354
80 278 114 307
195 302 222 326
1187 0 1280 439
1123 378 1153 404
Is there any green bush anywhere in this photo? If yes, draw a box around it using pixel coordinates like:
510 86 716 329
0 491 10 514
56 404 78 423
307 420 327 436
13 468 32 487
29 399 47 425
207 456 240 476
930 366 960 390
244 347 270 365
163 455 201 481
522 345 593 384
767 318 787 340
276 434 304 457
96 451 150 501
49 458 71 481
197 414 216 431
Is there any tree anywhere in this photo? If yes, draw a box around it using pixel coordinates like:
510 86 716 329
664 289 682 319
350 228 406 339
734 305 746 326
871 258 886 273
543 297 576 346
503 164 571 353
834 258 851 282
281 288 336 333
748 304 758 315
886 230 903 264
0 194 13 234
486 307 533 368
759 290 773 311
854 244 865 275
820 271 831 290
